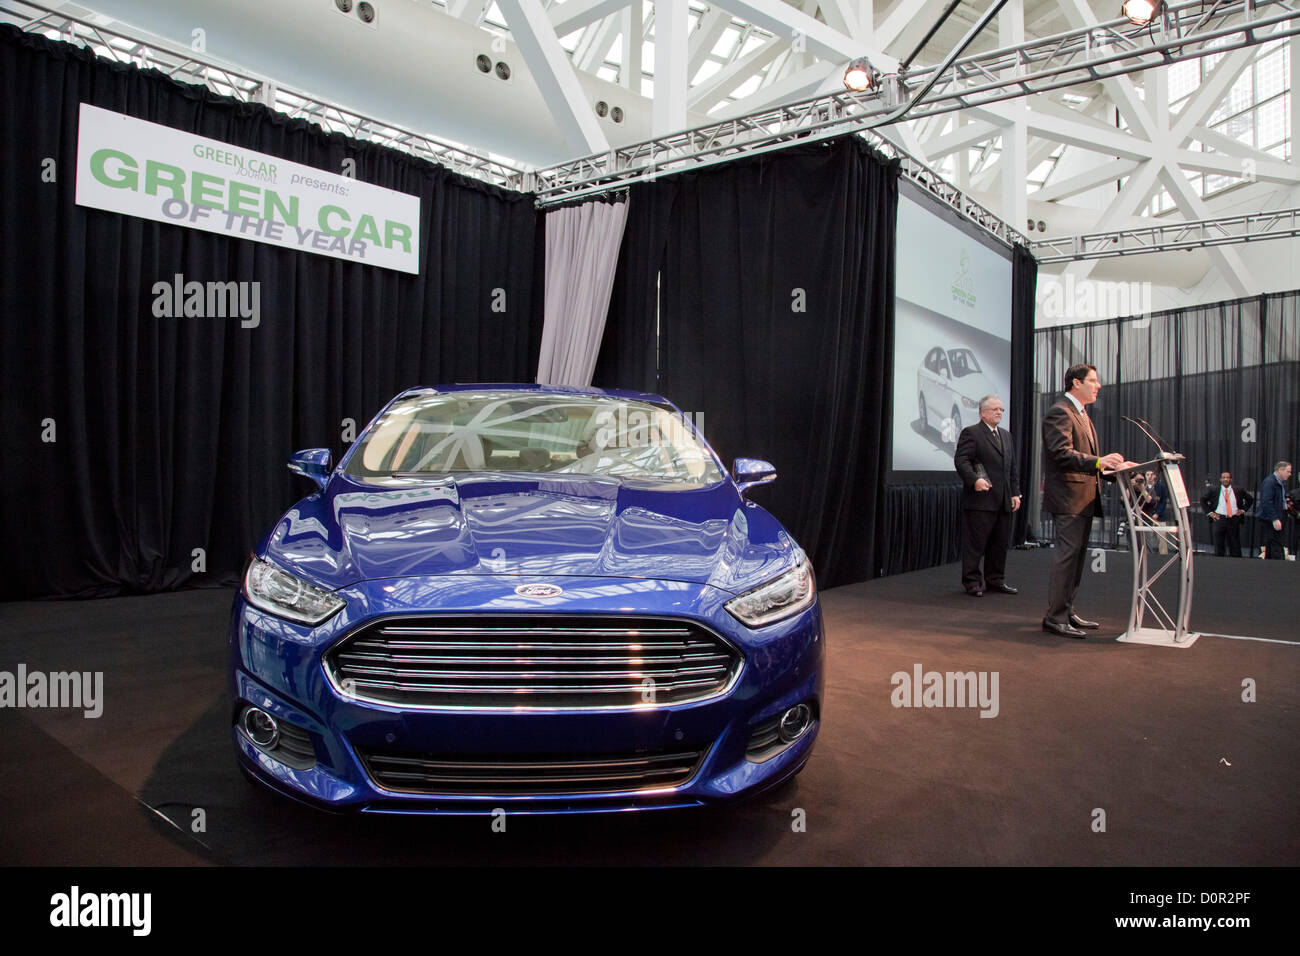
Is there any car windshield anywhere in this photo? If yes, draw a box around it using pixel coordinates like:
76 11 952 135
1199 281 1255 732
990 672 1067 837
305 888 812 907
947 349 982 377
344 391 724 488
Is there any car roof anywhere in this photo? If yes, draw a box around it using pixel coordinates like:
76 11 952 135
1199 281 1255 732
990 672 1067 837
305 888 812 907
393 383 675 406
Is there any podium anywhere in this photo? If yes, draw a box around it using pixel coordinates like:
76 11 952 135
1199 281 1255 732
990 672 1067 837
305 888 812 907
1106 454 1200 648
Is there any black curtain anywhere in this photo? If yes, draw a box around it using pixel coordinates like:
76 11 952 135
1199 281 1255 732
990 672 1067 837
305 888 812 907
591 182 674 391
0 27 543 599
879 484 963 577
1010 241 1039 545
1032 290 1300 554
594 137 898 588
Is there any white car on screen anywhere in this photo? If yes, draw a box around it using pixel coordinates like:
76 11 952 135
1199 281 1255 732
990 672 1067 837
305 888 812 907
917 346 995 441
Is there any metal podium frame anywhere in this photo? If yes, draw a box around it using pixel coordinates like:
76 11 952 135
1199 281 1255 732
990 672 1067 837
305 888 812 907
1108 454 1200 648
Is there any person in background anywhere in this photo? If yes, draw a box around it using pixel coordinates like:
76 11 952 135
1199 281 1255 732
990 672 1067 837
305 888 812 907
1144 468 1171 554
1200 471 1252 557
1255 461 1292 559
954 395 1020 597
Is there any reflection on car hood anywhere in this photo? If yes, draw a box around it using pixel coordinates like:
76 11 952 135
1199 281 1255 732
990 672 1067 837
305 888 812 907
262 473 800 596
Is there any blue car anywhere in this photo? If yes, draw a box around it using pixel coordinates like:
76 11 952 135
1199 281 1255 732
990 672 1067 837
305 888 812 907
230 385 823 815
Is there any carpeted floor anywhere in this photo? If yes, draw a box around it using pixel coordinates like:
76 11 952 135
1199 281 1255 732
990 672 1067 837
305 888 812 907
1 548 1296 866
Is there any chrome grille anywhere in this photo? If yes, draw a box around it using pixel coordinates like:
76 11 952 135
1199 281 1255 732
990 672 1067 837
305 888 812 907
358 747 705 796
326 616 741 709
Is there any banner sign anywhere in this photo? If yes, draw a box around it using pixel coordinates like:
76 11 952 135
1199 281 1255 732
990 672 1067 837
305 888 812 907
75 103 421 274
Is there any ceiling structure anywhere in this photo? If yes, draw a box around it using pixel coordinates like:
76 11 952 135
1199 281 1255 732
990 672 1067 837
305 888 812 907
6 0 1299 301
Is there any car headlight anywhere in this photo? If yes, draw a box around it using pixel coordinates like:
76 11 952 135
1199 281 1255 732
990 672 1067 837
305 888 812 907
961 395 979 409
725 558 816 627
244 557 345 625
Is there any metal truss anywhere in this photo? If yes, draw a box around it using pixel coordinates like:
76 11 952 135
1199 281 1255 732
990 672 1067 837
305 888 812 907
0 0 531 191
1030 206 1300 262
533 0 1299 205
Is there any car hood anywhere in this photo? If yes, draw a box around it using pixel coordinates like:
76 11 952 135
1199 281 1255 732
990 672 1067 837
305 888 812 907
261 473 801 596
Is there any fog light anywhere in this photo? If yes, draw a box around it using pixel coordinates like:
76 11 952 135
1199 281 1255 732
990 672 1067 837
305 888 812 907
778 703 813 743
242 707 280 748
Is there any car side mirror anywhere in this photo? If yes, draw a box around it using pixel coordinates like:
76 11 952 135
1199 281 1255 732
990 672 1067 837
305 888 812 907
734 457 777 495
288 448 332 490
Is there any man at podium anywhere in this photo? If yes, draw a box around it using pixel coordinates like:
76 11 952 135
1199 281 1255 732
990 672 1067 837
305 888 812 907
1040 364 1126 639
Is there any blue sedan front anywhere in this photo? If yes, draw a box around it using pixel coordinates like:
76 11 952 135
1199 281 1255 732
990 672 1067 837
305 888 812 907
229 385 824 814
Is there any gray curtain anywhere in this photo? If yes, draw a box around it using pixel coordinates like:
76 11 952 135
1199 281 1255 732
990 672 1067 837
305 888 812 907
537 199 629 386
1032 290 1300 554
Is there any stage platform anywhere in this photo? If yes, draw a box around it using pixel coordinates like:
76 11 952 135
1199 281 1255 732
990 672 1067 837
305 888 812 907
1 549 1296 866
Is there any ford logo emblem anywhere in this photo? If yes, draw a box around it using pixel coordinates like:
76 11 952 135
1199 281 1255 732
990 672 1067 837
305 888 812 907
515 583 563 598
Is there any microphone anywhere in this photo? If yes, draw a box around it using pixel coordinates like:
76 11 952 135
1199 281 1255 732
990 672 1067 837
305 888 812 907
1122 415 1179 457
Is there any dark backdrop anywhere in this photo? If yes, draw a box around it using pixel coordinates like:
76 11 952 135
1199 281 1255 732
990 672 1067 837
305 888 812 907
594 137 898 588
0 26 543 598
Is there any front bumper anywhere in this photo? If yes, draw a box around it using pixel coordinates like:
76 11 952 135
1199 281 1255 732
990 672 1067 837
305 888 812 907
228 574 824 815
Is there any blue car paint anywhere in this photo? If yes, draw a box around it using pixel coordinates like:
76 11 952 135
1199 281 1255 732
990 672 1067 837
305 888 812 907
230 385 824 814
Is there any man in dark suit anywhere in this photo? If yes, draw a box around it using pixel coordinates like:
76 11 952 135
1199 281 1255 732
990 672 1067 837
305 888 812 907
1255 461 1292 559
954 395 1021 596
1041 364 1128 638
1200 471 1253 557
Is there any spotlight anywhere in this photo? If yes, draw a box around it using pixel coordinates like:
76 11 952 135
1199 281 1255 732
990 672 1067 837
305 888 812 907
1121 0 1163 26
843 57 877 93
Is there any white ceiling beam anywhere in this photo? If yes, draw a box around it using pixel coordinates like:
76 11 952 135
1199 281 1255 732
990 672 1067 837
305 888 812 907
687 35 785 109
1158 165 1254 295
874 0 942 52
1056 0 1159 143
997 0 1027 230
1169 41 1272 145
549 0 639 37
1192 125 1286 164
1293 35 1300 163
760 48 796 87
978 135 1056 192
576 15 622 70
654 0 691 135
496 0 611 154
1017 107 1154 162
709 0 894 66
446 0 492 23
1031 158 1139 202
1172 149 1300 185
1059 158 1164 284
620 6 643 90
713 60 840 116
688 7 733 77
922 118 1001 158
817 1 861 41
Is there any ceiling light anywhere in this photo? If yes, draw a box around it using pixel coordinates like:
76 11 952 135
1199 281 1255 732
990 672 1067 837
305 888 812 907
843 57 876 93
1121 0 1163 26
